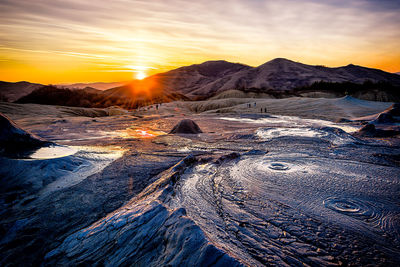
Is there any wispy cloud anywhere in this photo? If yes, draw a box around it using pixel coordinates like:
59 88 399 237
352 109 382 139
0 0 399 83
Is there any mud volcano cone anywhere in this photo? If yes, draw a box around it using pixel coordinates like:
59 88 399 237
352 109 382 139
169 119 203 134
0 113 50 153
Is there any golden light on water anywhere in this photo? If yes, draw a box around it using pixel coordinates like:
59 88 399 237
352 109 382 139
125 128 165 138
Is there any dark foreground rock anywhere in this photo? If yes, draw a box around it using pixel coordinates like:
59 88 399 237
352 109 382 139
169 119 203 134
0 113 50 154
0 152 185 267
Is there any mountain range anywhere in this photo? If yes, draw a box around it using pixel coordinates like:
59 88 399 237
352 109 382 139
57 81 128 90
143 58 400 98
1 58 400 103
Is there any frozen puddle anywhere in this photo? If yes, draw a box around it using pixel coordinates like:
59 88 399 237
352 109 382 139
39 146 125 196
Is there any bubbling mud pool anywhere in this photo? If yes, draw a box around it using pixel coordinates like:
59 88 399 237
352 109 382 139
170 153 400 266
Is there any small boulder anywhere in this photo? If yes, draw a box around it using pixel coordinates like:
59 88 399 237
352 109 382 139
169 119 202 134
355 123 377 137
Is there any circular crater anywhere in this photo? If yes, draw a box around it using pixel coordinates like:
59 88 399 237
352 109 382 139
268 162 290 171
323 197 375 220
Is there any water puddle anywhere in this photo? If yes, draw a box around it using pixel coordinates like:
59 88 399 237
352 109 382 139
124 128 165 138
23 145 77 160
60 128 166 141
219 115 359 133
38 146 126 197
256 127 326 140
256 127 357 145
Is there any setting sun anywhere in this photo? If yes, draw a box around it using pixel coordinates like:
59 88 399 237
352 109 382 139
135 71 146 80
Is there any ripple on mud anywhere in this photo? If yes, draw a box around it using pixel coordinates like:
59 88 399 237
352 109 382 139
323 196 400 242
324 197 375 219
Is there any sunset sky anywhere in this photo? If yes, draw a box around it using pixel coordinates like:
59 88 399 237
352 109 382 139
0 0 399 84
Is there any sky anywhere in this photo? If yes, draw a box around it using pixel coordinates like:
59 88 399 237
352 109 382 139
0 0 399 84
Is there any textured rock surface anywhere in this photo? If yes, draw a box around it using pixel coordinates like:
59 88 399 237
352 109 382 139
44 156 242 266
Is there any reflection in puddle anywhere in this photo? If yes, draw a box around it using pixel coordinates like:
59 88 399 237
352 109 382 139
26 145 77 160
125 128 165 138
61 128 166 141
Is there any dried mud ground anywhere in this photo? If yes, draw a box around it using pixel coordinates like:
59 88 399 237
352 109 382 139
0 97 399 266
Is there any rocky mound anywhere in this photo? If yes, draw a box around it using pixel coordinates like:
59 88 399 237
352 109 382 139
372 103 400 124
169 119 203 134
0 113 50 153
353 123 399 138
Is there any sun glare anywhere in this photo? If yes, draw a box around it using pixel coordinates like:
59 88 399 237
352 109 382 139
136 71 146 80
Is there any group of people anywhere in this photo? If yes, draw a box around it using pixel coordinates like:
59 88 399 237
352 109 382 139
247 102 267 113
246 102 257 108
137 102 162 112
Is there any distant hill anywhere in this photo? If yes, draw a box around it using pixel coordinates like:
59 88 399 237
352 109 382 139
16 84 188 109
57 81 128 90
0 81 105 103
147 60 251 98
15 86 116 108
0 81 43 102
103 79 189 105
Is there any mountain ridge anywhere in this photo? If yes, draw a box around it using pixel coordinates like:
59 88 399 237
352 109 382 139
131 58 400 98
2 58 400 102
